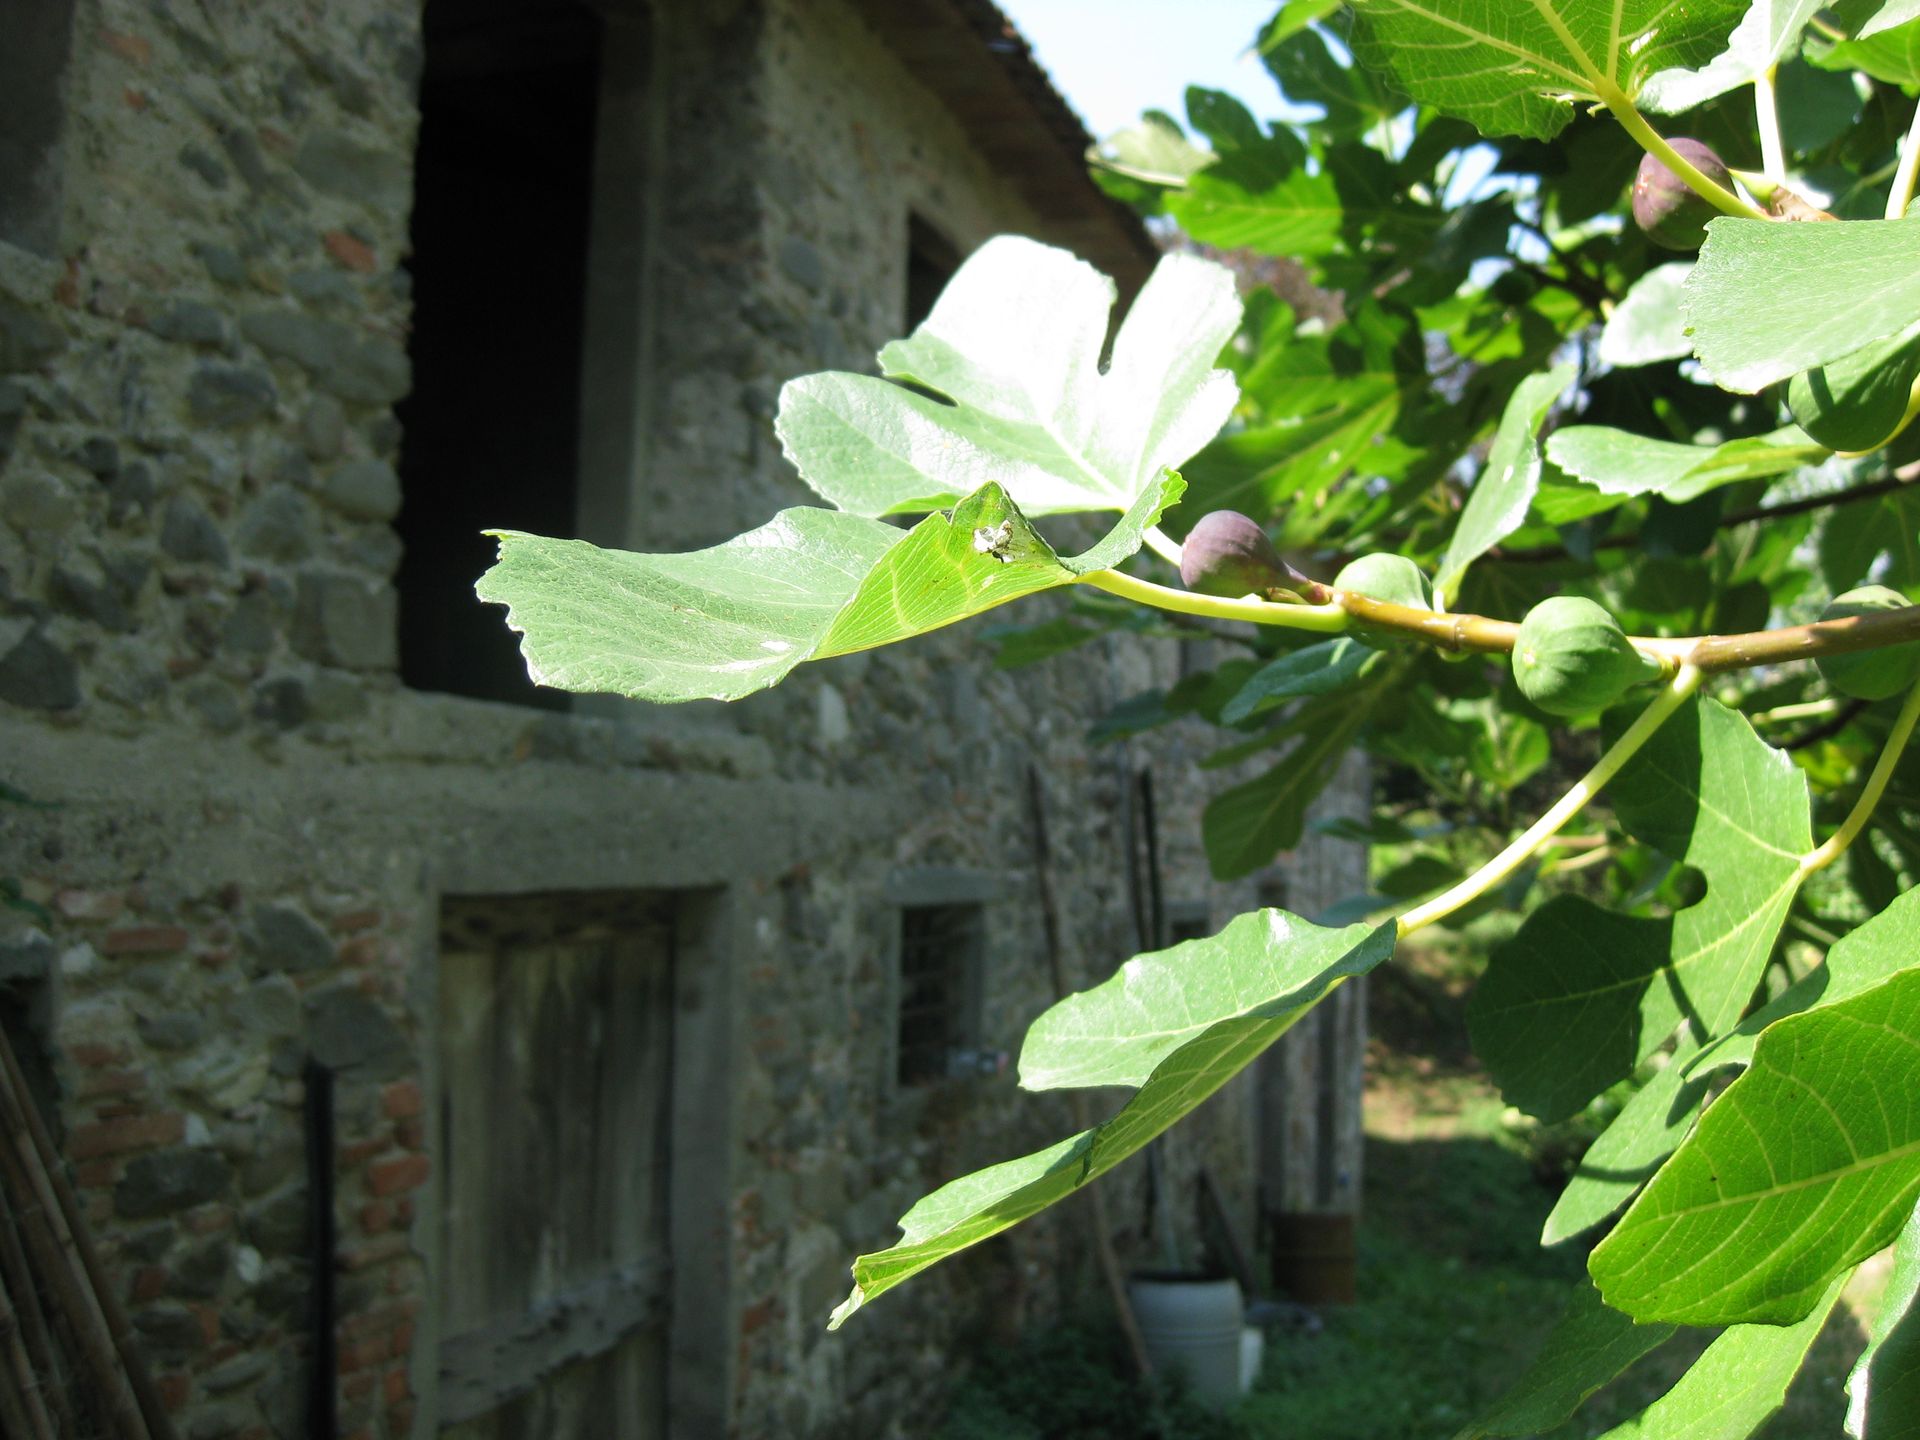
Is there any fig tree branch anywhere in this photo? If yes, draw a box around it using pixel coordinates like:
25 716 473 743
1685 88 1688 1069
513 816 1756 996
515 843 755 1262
1082 568 1920 675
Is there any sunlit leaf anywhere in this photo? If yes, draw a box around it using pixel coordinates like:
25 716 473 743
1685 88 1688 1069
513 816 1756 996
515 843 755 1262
479 477 1178 703
1641 0 1826 112
1685 218 1920 392
830 916 1397 1327
1347 0 1746 139
777 237 1240 518
1545 425 1825 504
1599 263 1695 368
1020 910 1396 1090
1592 968 1920 1324
1436 361 1575 602
1548 883 1920 1242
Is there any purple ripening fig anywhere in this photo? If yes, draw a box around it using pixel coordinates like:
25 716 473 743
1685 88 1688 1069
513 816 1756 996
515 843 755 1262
1631 139 1732 252
1180 510 1302 600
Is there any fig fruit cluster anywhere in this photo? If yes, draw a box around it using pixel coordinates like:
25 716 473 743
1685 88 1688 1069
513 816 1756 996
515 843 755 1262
1816 586 1920 700
1511 596 1663 716
1632 138 1731 251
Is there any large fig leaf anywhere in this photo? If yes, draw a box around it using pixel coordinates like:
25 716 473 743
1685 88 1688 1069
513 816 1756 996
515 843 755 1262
1470 699 1812 1122
829 916 1397 1328
1592 967 1920 1324
1847 1199 1920 1439
1459 1282 1675 1438
776 236 1239 518
478 477 1177 703
1592 1273 1847 1437
1019 909 1396 1090
1435 360 1575 603
1685 218 1920 391
1346 0 1746 140
1545 883 1920 1243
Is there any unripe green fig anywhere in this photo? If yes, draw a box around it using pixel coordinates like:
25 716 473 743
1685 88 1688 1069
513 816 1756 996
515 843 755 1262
1816 585 1920 700
1179 510 1296 599
1334 553 1433 648
1632 139 1732 251
1511 596 1663 716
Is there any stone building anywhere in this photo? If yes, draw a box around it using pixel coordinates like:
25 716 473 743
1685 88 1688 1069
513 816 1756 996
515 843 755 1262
0 1 1368 1437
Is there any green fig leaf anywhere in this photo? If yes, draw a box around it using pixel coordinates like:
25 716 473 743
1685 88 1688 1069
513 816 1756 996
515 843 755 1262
1459 1282 1675 1438
1436 360 1576 602
1346 0 1746 140
1685 218 1920 392
479 476 1179 703
1469 698 1811 1122
1846 1198 1920 1438
1545 425 1825 505
1591 1273 1848 1437
830 916 1397 1328
776 236 1240 518
1592 967 1920 1324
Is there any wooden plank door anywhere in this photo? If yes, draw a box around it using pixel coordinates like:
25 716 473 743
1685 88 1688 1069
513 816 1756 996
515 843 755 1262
435 892 675 1440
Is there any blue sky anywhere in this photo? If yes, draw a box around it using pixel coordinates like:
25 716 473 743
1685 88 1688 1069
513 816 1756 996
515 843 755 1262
995 0 1284 141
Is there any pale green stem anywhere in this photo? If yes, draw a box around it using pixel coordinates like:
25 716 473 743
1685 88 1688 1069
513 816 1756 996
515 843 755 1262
1887 99 1920 220
1141 525 1184 570
1755 66 1787 185
1799 675 1920 875
1748 698 1842 726
1397 664 1704 937
1080 568 1349 632
1601 87 1771 221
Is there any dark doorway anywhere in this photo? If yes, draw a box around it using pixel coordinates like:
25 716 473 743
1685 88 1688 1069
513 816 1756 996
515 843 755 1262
904 213 960 333
396 0 602 708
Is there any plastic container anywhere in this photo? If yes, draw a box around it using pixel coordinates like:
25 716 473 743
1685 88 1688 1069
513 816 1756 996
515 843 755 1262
1126 1272 1246 1411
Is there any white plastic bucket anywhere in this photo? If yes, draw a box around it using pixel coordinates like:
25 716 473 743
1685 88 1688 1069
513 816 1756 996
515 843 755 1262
1126 1272 1246 1411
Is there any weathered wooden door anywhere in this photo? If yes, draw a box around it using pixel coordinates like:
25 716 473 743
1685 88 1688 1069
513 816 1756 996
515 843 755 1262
436 892 674 1440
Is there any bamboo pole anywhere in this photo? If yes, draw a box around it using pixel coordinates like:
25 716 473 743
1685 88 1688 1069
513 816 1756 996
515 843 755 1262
0 1046 150 1439
0 1259 55 1440
0 1179 71 1437
0 1034 176 1440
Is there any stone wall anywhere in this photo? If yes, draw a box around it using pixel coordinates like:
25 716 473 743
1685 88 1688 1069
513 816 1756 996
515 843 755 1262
0 2 1369 1437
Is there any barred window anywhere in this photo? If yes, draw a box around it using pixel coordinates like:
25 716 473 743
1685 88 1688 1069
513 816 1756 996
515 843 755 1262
895 902 984 1087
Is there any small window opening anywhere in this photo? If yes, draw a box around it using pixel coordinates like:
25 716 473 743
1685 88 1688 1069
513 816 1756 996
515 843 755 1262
0 1 76 256
895 902 984 1086
904 214 960 333
395 0 602 708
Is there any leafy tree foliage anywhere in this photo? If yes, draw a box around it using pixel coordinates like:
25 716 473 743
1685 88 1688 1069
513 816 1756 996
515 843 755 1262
481 0 1920 1430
